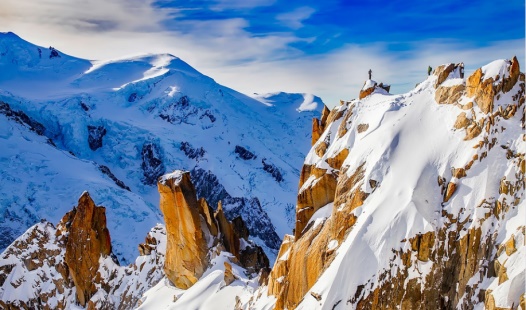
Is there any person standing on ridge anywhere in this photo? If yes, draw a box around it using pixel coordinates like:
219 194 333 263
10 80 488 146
459 62 465 79
368 69 372 80
428 66 432 76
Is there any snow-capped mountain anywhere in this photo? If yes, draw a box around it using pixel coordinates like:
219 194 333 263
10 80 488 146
1 31 524 310
0 32 322 263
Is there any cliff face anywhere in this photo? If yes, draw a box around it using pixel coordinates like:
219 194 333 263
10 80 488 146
158 171 208 289
61 192 112 306
265 58 525 309
158 170 269 290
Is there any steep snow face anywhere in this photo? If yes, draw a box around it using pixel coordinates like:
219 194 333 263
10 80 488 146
0 32 321 263
294 61 525 309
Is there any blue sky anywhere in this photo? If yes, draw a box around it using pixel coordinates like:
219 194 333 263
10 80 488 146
0 0 524 105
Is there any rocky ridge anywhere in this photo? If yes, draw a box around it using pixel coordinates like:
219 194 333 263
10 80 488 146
260 57 525 309
158 170 269 290
0 171 268 309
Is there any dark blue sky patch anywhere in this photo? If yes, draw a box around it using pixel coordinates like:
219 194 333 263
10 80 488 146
152 0 524 54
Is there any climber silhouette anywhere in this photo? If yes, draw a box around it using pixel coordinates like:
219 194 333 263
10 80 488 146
368 69 372 80
459 63 465 79
428 66 432 76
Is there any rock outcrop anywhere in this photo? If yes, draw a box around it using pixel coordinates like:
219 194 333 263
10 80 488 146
61 192 112 306
434 63 466 104
158 171 208 289
359 80 391 99
0 193 166 310
466 57 522 114
87 125 106 151
158 170 270 289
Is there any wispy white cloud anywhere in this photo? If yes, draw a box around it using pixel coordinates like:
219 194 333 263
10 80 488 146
0 0 524 109
276 6 316 29
209 39 525 107
0 0 171 32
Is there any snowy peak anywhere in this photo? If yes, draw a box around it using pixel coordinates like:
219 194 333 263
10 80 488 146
0 31 90 74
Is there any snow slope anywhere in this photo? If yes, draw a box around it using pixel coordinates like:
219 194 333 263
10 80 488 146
295 60 525 309
0 32 322 263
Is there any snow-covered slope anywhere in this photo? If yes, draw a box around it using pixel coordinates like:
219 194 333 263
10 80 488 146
257 59 525 309
298 60 524 308
0 32 322 263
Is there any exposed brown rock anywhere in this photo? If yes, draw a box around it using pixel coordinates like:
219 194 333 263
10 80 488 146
504 234 516 256
232 216 249 240
320 105 330 127
239 244 270 274
62 192 112 307
337 104 354 138
474 77 496 114
298 164 313 189
357 123 369 133
464 59 521 114
268 235 294 297
462 102 473 110
311 118 322 146
503 56 520 93
354 225 496 309
453 168 466 179
264 58 525 310
138 233 158 256
158 171 208 289
198 198 218 237
411 232 435 262
464 123 482 140
314 141 328 157
359 85 376 99
435 84 465 104
443 182 456 202
311 106 332 146
223 262 236 286
326 148 349 170
325 109 344 126
331 164 367 243
295 169 337 238
268 163 368 310
215 202 240 259
498 263 508 285
435 63 457 88
454 112 470 129
467 68 483 97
